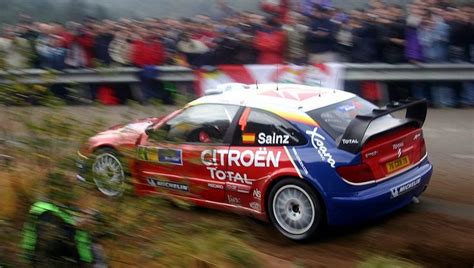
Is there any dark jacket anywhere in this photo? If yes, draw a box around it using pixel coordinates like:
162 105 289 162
306 18 336 54
380 20 406 63
351 22 378 63
94 33 114 66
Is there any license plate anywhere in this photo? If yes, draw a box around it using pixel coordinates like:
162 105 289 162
386 156 410 173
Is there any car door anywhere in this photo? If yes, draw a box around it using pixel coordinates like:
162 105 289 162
226 107 307 210
136 104 240 203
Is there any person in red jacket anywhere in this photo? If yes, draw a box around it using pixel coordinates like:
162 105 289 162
76 26 96 67
260 0 291 25
254 17 287 64
131 30 165 67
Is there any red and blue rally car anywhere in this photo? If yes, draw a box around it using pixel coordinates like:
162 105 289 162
77 84 432 240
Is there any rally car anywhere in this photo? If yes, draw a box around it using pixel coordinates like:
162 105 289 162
77 83 432 240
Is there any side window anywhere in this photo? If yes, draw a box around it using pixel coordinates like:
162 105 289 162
234 108 306 146
150 104 239 144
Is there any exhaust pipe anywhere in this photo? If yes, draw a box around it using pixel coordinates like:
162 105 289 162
412 196 420 204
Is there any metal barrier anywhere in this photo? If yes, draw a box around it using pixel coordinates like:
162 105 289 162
0 64 473 85
0 66 194 84
344 63 474 81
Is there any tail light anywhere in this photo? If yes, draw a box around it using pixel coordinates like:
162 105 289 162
337 163 375 184
420 139 426 158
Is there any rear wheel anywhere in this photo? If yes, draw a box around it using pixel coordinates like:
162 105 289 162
268 178 323 241
92 148 125 197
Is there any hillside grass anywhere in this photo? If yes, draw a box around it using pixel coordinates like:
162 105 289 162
0 102 261 267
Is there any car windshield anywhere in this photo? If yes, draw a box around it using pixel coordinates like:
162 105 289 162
306 97 377 139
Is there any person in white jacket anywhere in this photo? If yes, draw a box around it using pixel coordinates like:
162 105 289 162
0 25 31 69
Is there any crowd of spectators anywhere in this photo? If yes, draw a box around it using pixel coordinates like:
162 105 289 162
0 0 473 106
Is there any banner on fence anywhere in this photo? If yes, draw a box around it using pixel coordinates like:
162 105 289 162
195 64 345 96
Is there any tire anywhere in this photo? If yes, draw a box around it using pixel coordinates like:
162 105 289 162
91 148 126 197
267 178 323 241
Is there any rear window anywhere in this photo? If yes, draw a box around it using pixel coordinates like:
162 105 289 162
306 97 377 139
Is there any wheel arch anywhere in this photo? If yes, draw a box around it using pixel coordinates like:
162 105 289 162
93 144 119 154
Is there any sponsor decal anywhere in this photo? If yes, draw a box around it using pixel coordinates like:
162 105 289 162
226 184 250 194
291 147 309 175
206 168 252 185
207 183 224 190
201 149 281 168
138 146 183 165
249 202 261 212
390 177 421 199
341 138 359 145
306 127 336 168
242 133 256 144
253 188 261 200
364 150 378 159
257 133 290 145
413 133 421 141
337 104 356 112
392 142 404 150
147 178 189 192
201 148 282 185
284 147 302 178
227 195 241 205
158 148 183 165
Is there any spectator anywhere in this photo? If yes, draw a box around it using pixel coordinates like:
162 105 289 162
419 11 454 107
76 24 96 67
335 16 354 62
131 30 165 67
405 4 424 63
253 17 286 64
94 22 114 66
446 7 470 62
299 0 333 17
109 27 132 66
260 0 291 24
351 11 378 63
176 32 209 67
306 5 337 63
64 22 89 68
380 5 406 64
461 5 474 107
284 12 308 64
0 25 31 69
36 24 67 70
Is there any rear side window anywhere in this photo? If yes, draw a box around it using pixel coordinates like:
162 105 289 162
306 97 376 139
233 108 306 146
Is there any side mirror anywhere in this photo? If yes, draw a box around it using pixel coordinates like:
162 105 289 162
145 126 153 137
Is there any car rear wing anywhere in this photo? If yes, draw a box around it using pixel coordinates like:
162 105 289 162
337 98 428 154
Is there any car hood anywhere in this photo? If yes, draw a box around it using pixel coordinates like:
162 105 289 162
98 117 161 136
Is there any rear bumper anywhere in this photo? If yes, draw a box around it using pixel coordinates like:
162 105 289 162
327 158 433 226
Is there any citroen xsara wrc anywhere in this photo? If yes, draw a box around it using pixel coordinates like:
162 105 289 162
77 83 432 240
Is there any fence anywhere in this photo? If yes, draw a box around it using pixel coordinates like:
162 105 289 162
1 64 473 104
1 64 473 85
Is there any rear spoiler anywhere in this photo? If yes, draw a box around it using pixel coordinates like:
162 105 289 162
337 98 428 154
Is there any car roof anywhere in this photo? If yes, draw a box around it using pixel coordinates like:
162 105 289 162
189 84 356 126
190 83 355 113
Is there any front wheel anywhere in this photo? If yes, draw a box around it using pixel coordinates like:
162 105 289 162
92 148 126 197
268 178 323 241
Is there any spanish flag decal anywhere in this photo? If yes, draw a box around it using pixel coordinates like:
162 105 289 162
242 133 256 144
